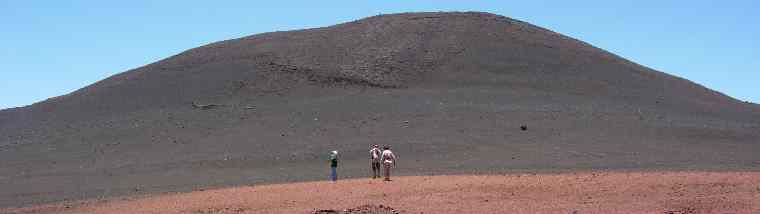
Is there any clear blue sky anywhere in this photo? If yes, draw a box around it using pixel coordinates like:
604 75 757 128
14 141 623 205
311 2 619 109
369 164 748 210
1 0 758 110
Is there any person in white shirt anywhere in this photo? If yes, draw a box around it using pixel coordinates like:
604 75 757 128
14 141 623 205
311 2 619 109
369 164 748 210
329 150 339 182
381 145 397 181
369 144 383 179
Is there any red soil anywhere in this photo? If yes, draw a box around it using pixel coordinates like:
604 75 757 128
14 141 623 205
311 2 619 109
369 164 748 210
6 172 760 214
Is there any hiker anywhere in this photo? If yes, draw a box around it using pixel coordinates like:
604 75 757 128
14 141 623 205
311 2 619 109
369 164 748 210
369 144 383 179
329 150 339 182
381 145 397 181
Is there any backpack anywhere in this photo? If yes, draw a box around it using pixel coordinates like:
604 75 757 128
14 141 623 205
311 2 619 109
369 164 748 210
382 150 394 163
370 148 381 160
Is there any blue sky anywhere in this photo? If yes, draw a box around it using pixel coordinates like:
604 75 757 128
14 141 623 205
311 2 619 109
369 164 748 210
1 0 758 110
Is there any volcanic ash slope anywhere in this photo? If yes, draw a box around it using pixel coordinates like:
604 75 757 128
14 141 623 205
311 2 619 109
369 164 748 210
0 12 759 207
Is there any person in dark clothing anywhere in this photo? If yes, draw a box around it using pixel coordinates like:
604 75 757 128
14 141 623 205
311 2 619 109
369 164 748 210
329 150 339 182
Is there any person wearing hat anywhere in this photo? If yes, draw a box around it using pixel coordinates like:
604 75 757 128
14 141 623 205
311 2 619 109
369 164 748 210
381 145 397 181
369 144 383 179
329 150 339 182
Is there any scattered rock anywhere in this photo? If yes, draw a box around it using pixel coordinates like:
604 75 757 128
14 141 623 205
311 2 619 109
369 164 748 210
195 207 246 213
663 207 697 214
314 204 398 214
191 102 223 110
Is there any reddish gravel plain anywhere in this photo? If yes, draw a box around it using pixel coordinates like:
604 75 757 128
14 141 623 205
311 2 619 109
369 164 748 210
5 171 760 214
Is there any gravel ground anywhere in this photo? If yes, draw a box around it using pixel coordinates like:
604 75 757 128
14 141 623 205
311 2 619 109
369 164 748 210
5 171 760 214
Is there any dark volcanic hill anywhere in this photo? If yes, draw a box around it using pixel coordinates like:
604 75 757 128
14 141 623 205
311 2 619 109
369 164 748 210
1 12 758 207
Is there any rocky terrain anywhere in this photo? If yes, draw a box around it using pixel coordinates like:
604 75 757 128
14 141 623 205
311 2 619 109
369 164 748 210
313 204 399 214
0 12 758 208
4 172 760 213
